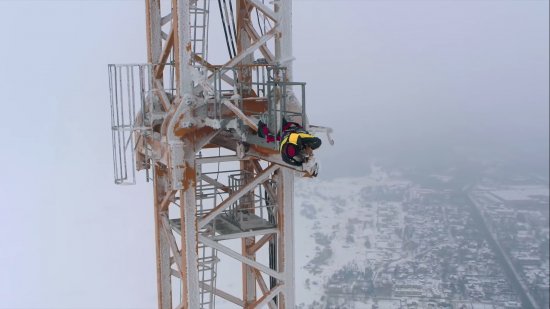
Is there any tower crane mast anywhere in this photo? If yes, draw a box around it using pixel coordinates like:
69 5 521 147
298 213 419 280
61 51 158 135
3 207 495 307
108 0 329 308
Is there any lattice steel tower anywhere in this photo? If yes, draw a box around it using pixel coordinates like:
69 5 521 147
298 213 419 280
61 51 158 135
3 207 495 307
109 1 330 308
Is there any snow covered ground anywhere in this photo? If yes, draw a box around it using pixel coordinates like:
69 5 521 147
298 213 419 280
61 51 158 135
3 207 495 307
489 185 549 201
180 165 548 308
294 170 410 308
211 168 408 308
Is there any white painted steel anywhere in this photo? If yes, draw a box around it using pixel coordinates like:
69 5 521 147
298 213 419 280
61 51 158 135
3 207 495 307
248 0 279 22
280 167 295 307
251 284 284 309
196 155 241 164
276 0 293 78
177 0 193 95
221 27 278 70
200 282 245 307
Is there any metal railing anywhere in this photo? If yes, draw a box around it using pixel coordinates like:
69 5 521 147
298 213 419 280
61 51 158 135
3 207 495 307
108 64 153 185
225 171 276 229
190 0 211 69
108 62 179 185
212 65 307 146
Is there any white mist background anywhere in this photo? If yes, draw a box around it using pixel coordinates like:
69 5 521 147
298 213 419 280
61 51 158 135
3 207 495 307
0 0 548 308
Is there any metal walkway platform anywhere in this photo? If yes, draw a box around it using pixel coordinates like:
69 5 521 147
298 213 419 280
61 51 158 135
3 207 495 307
170 213 276 241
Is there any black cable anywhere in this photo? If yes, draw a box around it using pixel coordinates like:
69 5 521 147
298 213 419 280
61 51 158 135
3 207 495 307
228 0 238 43
263 0 267 35
217 0 233 58
256 8 264 36
223 0 237 57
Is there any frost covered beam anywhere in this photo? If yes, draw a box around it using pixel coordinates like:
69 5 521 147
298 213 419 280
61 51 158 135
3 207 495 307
152 164 172 309
145 0 162 63
253 269 278 309
199 174 230 193
221 26 278 69
199 235 284 281
200 282 245 307
212 228 278 241
160 214 183 274
244 22 275 63
153 79 171 111
247 0 278 22
249 284 283 309
196 155 241 164
247 233 274 255
276 167 295 307
178 158 200 309
252 160 276 201
222 99 259 131
159 190 176 212
154 27 174 79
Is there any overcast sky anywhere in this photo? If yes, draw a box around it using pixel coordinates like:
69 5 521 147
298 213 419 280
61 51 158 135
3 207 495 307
0 0 548 308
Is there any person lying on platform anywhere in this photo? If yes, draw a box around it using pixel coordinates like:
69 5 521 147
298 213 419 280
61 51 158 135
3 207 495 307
257 119 322 166
279 127 322 166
